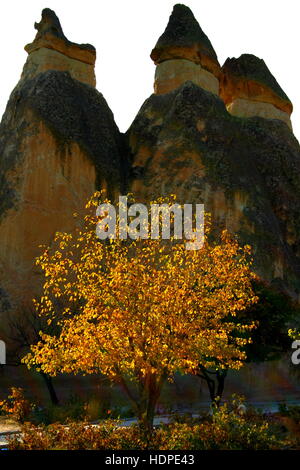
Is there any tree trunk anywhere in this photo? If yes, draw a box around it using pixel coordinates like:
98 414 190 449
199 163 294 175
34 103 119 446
117 372 165 433
40 372 59 405
137 373 165 433
216 369 227 401
197 366 228 407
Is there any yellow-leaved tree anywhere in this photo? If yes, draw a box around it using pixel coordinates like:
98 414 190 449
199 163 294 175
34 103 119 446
24 193 258 430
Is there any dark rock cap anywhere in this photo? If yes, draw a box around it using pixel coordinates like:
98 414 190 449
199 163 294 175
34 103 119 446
25 8 96 59
222 54 291 106
34 8 67 41
151 4 220 76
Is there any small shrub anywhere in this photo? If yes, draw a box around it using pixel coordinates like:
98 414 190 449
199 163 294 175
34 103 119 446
84 397 102 421
8 404 287 450
30 394 86 425
277 404 300 442
154 411 281 450
278 404 300 422
8 421 147 450
108 405 135 420
0 387 33 423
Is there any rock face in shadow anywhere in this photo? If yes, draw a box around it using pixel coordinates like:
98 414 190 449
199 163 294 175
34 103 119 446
0 10 123 317
126 4 300 299
127 80 300 299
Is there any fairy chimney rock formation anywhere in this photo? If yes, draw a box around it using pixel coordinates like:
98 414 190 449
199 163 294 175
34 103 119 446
0 10 122 318
150 4 220 96
220 54 293 130
22 8 96 87
127 5 300 299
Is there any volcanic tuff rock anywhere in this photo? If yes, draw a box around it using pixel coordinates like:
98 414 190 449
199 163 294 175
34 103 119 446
23 8 96 87
0 3 300 322
127 6 300 299
0 9 123 317
220 54 293 129
151 4 220 95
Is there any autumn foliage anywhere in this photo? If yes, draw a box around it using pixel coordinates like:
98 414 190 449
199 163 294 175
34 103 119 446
24 193 258 429
8 400 285 450
0 387 33 423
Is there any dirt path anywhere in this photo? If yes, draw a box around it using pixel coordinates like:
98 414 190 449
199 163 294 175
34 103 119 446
0 417 20 434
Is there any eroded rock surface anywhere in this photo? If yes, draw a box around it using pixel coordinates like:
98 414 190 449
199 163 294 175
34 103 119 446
126 5 299 299
0 11 123 317
220 54 293 129
151 4 220 95
127 81 300 298
23 8 96 87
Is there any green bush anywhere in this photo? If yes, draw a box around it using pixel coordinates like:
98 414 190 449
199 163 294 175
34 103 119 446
30 394 85 425
278 403 300 421
30 393 135 425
